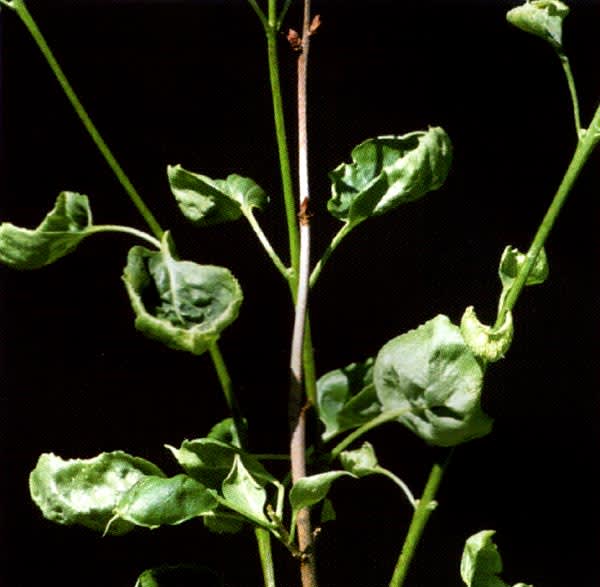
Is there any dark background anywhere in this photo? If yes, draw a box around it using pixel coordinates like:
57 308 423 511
1 1 599 586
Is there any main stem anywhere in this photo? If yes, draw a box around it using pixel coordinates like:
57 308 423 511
288 1 317 586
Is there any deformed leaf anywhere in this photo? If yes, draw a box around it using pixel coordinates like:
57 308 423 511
499 246 548 289
506 0 569 50
289 471 355 514
0 192 93 269
316 358 382 441
374 314 493 447
167 165 268 226
29 451 164 536
113 474 217 530
460 530 533 587
328 127 452 224
339 442 379 477
135 564 223 587
221 455 269 524
460 306 514 363
123 233 243 355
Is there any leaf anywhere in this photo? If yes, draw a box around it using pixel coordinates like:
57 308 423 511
316 358 382 441
289 471 355 514
207 417 247 448
113 474 217 530
460 306 514 363
0 192 93 269
123 232 243 355
135 564 223 587
167 165 268 226
203 513 245 534
461 530 533 587
506 0 569 50
499 246 548 290
339 442 379 477
328 127 452 224
374 314 493 447
29 451 164 536
166 438 276 490
221 455 269 524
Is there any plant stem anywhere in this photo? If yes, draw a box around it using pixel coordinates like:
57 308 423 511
388 456 449 587
245 210 290 279
255 527 277 587
557 50 582 138
88 225 161 249
374 467 417 509
309 222 354 288
246 0 268 29
11 0 163 240
495 102 600 328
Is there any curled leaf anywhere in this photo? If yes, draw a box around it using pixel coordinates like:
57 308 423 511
167 165 268 226
506 0 569 50
29 451 164 536
460 306 514 362
340 442 379 477
0 192 92 269
289 471 355 515
499 246 548 289
123 233 243 355
374 315 492 447
328 127 452 224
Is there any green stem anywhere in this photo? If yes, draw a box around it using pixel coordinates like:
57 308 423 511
374 467 417 509
495 102 600 328
255 527 277 587
557 50 582 138
388 458 448 587
328 408 410 462
246 0 268 29
87 225 161 248
208 341 247 448
11 0 163 240
244 210 290 279
309 222 354 288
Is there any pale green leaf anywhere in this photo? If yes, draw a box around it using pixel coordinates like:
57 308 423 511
499 246 549 289
168 165 268 226
0 192 92 269
374 314 492 447
29 451 164 536
461 530 533 587
135 564 222 587
328 127 452 223
460 306 513 362
123 232 242 355
316 358 381 441
339 442 379 477
289 471 355 514
113 474 217 529
221 455 269 524
506 0 569 50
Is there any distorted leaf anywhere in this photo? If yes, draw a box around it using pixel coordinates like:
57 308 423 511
316 358 381 441
123 232 242 355
0 192 93 269
374 314 492 447
289 471 355 514
167 165 268 226
506 0 569 50
29 451 164 536
135 564 222 587
340 442 379 477
113 474 217 530
460 306 514 362
221 455 269 524
499 246 548 289
328 127 452 224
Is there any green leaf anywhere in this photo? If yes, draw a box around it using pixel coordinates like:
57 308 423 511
339 442 379 477
167 165 268 226
374 314 493 447
461 530 533 587
207 417 247 448
460 306 514 363
221 455 269 524
123 232 243 355
289 471 355 514
499 246 548 290
0 192 93 269
166 438 276 490
506 0 569 50
316 358 382 441
113 474 217 530
203 513 245 534
135 564 222 587
328 127 452 224
29 451 164 536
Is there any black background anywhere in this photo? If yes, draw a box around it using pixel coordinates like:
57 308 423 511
1 1 599 586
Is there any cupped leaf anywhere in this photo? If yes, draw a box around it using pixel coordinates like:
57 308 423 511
168 165 268 226
221 455 269 524
506 0 569 50
289 471 355 514
123 233 243 355
113 474 217 530
461 530 533 587
460 306 514 363
0 192 93 269
316 358 382 441
166 437 275 489
499 246 548 289
135 564 223 587
374 314 492 447
328 127 452 224
339 442 379 477
29 451 164 536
